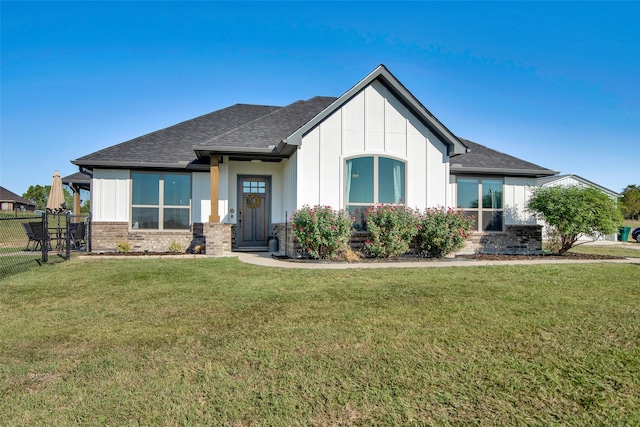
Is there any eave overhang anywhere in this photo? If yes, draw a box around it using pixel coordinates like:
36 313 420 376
450 166 559 178
71 159 211 172
193 140 297 161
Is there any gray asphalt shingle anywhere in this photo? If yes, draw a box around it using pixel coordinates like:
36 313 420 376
73 104 280 166
452 138 556 175
73 98 555 178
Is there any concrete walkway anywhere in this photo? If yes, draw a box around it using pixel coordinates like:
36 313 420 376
236 249 640 270
78 240 640 269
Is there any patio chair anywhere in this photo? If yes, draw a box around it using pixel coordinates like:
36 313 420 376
22 222 38 251
72 222 86 250
28 222 51 251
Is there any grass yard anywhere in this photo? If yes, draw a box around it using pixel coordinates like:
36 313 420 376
1 258 639 426
569 244 640 258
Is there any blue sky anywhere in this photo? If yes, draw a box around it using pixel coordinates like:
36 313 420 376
2 1 638 199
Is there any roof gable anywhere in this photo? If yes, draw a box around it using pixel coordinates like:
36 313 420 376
538 174 620 197
285 65 468 156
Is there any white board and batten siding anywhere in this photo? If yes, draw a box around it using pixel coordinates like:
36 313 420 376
92 169 130 222
227 159 286 224
503 177 537 225
92 168 222 225
295 80 451 212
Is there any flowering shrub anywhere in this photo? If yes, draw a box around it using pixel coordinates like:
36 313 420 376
364 205 419 258
291 205 354 259
416 207 474 258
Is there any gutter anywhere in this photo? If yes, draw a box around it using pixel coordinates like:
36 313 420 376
450 166 560 177
72 160 210 171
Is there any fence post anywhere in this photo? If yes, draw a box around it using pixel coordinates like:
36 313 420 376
88 213 92 253
65 211 71 260
42 212 48 264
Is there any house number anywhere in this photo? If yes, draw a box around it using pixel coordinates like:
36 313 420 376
246 193 261 209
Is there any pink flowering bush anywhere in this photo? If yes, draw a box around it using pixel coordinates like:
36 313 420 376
364 205 419 257
416 207 474 258
290 205 354 259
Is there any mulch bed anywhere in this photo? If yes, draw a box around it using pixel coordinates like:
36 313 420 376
82 252 202 256
457 252 621 261
276 252 622 263
82 251 622 261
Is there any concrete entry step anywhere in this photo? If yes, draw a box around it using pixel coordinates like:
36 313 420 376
233 246 269 252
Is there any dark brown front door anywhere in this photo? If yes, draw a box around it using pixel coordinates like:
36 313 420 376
237 176 270 248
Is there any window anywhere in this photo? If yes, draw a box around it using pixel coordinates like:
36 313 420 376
456 178 503 232
345 156 406 223
131 172 191 230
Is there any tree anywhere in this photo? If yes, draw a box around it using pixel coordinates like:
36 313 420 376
23 185 49 210
620 184 640 220
23 185 74 211
80 199 91 215
527 185 623 254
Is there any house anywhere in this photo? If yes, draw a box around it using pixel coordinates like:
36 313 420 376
537 174 621 241
72 65 558 255
537 174 621 200
0 186 36 212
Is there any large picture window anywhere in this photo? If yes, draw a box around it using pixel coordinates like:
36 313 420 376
456 178 503 232
131 172 191 230
345 156 406 223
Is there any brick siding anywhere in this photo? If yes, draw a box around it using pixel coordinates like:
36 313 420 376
273 223 543 257
91 221 212 254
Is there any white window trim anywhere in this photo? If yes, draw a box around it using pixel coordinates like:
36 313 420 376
130 172 192 231
344 154 408 209
455 176 504 233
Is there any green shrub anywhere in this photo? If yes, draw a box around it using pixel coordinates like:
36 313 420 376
115 239 131 253
364 205 419 258
528 185 623 254
291 205 353 259
168 241 183 253
416 207 474 258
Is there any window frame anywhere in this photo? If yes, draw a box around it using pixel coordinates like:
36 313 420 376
455 176 504 233
130 171 192 231
344 155 407 219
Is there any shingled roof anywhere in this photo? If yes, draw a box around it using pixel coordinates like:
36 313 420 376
194 96 337 156
0 186 36 207
73 103 281 170
451 138 557 177
72 65 555 179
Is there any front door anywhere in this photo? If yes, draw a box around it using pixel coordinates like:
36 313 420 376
237 176 270 248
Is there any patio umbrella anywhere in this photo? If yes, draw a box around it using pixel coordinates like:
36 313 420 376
46 170 66 213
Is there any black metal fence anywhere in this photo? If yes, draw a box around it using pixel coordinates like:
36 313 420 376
0 212 91 280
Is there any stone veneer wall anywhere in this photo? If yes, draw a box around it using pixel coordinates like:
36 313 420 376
90 221 231 255
273 223 543 257
204 223 232 256
460 225 543 255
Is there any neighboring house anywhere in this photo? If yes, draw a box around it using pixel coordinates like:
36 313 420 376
72 65 557 255
537 174 621 241
0 186 36 212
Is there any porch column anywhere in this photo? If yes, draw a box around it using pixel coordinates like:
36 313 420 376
73 186 81 219
209 156 221 223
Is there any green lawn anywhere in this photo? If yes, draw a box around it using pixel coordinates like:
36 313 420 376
1 258 639 426
569 244 640 258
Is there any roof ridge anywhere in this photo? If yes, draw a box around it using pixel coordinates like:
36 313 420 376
197 103 304 145
199 99 316 146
